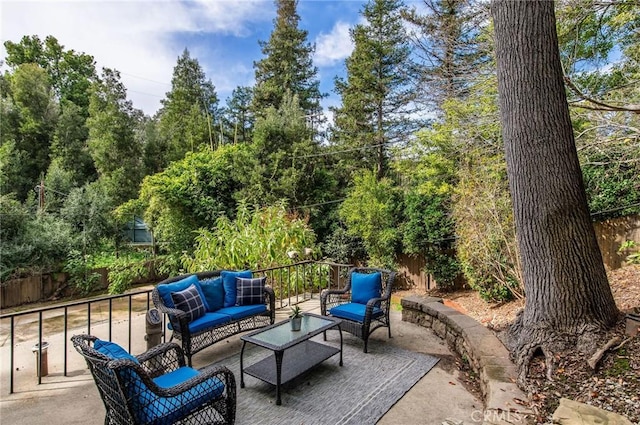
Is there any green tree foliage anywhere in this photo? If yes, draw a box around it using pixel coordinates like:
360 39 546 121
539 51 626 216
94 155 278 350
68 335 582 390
332 0 417 179
4 35 96 111
125 145 254 255
339 170 400 268
50 101 95 185
2 63 58 200
184 202 316 272
158 49 219 163
252 0 323 117
138 116 166 176
556 0 640 218
60 179 122 251
429 79 523 301
87 68 142 205
222 86 254 144
244 93 335 210
395 140 460 288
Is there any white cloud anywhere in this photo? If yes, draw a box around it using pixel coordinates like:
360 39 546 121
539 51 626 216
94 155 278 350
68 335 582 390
314 21 353 67
0 0 271 115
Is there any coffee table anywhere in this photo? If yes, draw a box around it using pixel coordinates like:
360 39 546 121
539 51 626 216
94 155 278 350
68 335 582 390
239 312 343 405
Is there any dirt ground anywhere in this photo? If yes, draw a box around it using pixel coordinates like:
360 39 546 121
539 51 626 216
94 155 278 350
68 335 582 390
399 264 640 424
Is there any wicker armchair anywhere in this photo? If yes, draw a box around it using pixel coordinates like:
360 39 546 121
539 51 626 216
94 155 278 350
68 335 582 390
71 334 236 425
320 267 396 353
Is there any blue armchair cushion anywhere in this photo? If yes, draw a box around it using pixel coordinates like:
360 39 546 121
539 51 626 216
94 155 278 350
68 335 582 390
236 276 266 306
220 270 252 307
329 302 384 323
94 339 138 363
157 274 210 311
170 284 206 323
351 272 382 305
216 304 267 321
199 277 225 311
135 366 225 424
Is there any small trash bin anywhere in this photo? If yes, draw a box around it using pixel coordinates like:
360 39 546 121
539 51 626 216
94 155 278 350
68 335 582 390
31 342 49 377
145 308 163 350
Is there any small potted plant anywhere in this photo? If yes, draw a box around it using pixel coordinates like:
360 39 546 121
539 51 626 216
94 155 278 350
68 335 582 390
289 305 303 331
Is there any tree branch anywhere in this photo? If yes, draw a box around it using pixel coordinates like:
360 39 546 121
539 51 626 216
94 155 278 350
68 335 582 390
564 76 640 114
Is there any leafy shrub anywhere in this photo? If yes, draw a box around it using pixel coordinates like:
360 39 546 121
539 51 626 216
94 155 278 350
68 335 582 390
64 250 101 294
339 170 400 269
453 156 523 301
107 258 150 294
183 202 317 272
1 194 80 279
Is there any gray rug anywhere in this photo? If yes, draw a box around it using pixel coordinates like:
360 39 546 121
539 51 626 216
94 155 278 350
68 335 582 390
213 334 439 425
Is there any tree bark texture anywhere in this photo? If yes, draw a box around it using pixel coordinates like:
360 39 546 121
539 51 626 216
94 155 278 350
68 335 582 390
491 0 619 375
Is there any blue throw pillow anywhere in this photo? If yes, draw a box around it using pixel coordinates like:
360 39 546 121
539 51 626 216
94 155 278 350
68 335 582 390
94 339 138 363
170 284 206 322
236 277 266 306
156 274 210 311
220 270 252 307
200 277 225 311
351 272 382 305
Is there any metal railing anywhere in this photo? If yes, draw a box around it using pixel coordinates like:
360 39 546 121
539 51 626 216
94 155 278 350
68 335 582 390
0 261 352 393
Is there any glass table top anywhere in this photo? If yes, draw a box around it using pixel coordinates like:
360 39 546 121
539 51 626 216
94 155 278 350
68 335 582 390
243 313 339 349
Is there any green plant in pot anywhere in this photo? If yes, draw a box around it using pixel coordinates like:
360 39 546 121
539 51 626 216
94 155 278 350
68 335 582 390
289 305 303 331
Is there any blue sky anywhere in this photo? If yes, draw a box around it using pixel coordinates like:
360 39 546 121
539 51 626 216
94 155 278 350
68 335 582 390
1 0 379 117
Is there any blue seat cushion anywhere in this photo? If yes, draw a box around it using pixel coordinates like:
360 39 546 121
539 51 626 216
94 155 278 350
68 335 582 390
131 366 225 424
157 275 210 311
220 270 252 307
236 277 266 306
199 277 224 312
187 312 232 334
94 339 138 363
351 272 382 305
216 304 267 321
329 303 384 323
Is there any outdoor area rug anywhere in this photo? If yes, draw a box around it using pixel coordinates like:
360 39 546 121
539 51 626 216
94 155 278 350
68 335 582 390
212 334 439 425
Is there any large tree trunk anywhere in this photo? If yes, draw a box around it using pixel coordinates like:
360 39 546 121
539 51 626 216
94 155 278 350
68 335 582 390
491 0 619 379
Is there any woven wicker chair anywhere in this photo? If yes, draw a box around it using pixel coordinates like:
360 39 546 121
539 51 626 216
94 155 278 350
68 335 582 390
71 334 236 425
320 267 396 353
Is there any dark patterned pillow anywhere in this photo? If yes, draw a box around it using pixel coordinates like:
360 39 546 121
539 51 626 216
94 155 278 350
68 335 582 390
170 284 206 322
236 277 267 306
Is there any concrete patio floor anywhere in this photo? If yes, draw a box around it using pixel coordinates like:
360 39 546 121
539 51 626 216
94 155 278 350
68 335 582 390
0 298 484 424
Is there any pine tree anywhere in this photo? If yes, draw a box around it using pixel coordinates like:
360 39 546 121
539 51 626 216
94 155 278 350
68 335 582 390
331 0 417 180
403 0 489 112
252 0 323 118
223 86 254 144
158 49 219 163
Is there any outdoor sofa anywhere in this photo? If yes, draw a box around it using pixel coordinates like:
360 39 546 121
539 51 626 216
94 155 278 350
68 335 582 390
152 270 275 366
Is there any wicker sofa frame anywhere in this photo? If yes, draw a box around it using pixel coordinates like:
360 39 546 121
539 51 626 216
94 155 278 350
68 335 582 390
152 271 276 366
71 334 236 425
320 267 396 353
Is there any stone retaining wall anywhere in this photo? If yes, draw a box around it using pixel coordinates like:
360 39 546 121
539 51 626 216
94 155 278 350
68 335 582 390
401 295 533 425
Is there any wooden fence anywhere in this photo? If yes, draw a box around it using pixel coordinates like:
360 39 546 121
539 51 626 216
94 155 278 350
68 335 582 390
1 263 158 309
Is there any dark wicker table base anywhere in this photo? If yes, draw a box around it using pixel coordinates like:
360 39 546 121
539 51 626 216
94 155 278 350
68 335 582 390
239 315 343 405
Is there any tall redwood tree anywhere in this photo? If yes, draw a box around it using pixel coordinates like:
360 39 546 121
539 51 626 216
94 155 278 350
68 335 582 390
491 0 619 377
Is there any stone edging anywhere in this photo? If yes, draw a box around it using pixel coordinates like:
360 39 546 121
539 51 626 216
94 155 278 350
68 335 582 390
401 295 533 425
